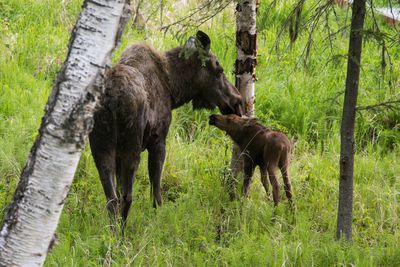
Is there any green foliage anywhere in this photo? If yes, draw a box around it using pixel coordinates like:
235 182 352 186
0 0 399 266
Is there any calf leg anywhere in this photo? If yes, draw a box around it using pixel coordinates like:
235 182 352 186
120 153 141 224
267 164 280 206
148 141 166 208
279 157 292 201
242 159 255 198
260 166 270 199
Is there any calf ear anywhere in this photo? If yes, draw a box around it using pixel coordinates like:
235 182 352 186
196 31 211 52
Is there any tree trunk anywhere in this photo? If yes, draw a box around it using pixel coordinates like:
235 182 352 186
0 1 130 265
336 0 366 241
230 0 259 199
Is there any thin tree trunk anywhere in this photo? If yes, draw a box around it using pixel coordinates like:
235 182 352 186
336 0 366 241
230 0 259 199
0 1 130 265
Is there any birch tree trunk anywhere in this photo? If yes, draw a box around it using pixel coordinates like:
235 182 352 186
230 0 259 199
336 0 366 241
0 1 130 265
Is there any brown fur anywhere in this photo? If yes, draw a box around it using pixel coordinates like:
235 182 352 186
89 32 243 224
209 114 292 205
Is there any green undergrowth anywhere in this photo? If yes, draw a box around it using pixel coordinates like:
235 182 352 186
0 0 399 266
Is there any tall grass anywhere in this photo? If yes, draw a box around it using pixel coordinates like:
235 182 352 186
0 0 399 266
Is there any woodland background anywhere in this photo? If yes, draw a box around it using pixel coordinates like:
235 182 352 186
0 0 399 265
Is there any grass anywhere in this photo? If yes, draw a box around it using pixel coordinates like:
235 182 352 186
0 0 399 266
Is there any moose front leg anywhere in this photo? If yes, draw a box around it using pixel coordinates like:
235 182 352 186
148 141 166 208
242 158 255 198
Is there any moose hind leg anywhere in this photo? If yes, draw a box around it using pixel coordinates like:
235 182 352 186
120 153 141 224
90 109 119 219
260 166 271 200
115 155 122 199
279 158 292 201
267 164 280 206
91 149 119 217
148 142 166 208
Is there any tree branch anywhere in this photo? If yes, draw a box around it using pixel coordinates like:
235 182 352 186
357 99 400 111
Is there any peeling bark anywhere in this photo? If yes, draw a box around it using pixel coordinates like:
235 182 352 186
234 0 258 117
0 0 131 265
336 0 366 241
230 0 259 197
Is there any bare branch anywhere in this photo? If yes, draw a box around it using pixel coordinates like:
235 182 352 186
357 99 400 111
159 0 234 37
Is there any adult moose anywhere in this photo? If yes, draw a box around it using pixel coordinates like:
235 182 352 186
89 31 243 224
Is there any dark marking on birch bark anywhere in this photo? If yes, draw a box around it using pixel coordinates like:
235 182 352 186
90 62 104 68
79 25 99 33
58 185 71 205
235 58 257 75
47 234 57 253
236 31 257 54
88 0 112 8
37 190 51 201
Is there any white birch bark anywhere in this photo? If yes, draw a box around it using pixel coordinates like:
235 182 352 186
235 0 258 116
0 1 130 266
230 0 258 197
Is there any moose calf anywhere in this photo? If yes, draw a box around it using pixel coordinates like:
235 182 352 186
209 114 292 205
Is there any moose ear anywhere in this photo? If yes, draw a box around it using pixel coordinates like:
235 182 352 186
196 31 211 52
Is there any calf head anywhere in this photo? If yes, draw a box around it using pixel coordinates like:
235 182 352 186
185 31 243 116
209 114 247 135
